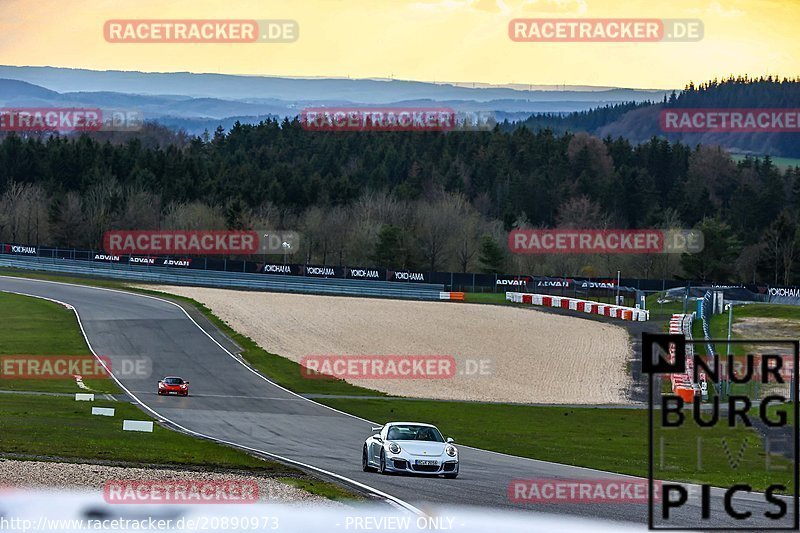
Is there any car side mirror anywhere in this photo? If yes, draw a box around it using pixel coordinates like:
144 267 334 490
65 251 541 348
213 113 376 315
446 437 454 444
184 381 190 384
373 434 382 442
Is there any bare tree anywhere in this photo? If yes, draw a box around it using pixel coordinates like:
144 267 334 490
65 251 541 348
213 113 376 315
0 182 51 245
735 243 765 285
455 210 484 272
82 176 123 246
162 201 226 230
415 195 460 271
555 196 609 229
113 187 161 231
49 192 85 247
326 206 351 266
299 206 325 264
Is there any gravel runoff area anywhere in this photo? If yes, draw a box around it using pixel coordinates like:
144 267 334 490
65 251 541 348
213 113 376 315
141 286 634 404
732 317 800 353
0 459 339 506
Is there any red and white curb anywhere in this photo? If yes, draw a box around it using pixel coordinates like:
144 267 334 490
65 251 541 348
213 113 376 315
505 292 649 321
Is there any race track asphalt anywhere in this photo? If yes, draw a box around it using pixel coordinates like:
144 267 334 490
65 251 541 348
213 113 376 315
1 276 792 528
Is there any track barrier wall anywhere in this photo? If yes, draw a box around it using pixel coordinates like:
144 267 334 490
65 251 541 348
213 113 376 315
668 313 699 402
0 254 446 301
505 292 650 321
4 241 800 305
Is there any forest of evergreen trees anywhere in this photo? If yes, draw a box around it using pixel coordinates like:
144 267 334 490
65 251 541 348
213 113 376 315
1 78 799 284
516 76 800 157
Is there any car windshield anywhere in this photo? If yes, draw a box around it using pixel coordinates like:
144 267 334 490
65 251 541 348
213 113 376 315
386 425 444 442
164 378 184 385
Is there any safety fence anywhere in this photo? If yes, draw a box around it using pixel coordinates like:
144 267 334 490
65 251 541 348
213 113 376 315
6 240 800 303
668 313 700 403
0 255 447 301
700 290 719 359
504 292 649 321
0 241 691 298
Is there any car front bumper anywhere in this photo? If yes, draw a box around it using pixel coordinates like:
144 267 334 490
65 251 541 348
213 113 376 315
159 388 188 395
384 457 458 475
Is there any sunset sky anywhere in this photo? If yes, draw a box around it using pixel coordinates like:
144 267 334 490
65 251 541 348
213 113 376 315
1 0 797 89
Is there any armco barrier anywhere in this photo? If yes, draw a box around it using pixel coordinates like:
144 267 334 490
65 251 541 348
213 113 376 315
505 292 649 321
0 255 446 301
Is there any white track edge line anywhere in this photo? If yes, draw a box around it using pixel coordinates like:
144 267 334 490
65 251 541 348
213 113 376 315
2 286 422 516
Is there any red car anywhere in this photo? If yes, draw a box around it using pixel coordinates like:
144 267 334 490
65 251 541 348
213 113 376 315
157 376 189 396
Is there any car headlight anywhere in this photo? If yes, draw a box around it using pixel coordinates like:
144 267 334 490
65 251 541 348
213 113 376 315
446 445 457 457
388 442 401 454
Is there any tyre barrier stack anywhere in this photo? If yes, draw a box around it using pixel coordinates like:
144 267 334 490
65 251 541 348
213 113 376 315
668 313 699 403
504 292 649 321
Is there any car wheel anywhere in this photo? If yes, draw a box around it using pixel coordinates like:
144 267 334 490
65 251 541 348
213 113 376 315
362 445 373 472
444 473 458 479
379 450 388 475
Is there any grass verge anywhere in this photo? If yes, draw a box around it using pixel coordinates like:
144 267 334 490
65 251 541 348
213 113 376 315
0 394 293 472
0 292 118 394
277 477 363 502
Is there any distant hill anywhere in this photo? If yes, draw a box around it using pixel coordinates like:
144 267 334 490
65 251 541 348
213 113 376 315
0 65 668 103
0 78 60 102
0 65 668 135
516 76 800 158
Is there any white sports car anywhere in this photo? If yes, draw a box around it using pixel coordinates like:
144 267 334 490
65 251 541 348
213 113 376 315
362 422 459 478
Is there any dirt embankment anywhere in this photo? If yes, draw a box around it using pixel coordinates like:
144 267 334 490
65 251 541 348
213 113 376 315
141 286 633 405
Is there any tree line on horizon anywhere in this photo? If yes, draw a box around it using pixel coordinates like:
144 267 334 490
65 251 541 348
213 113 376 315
515 76 800 158
1 78 799 284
